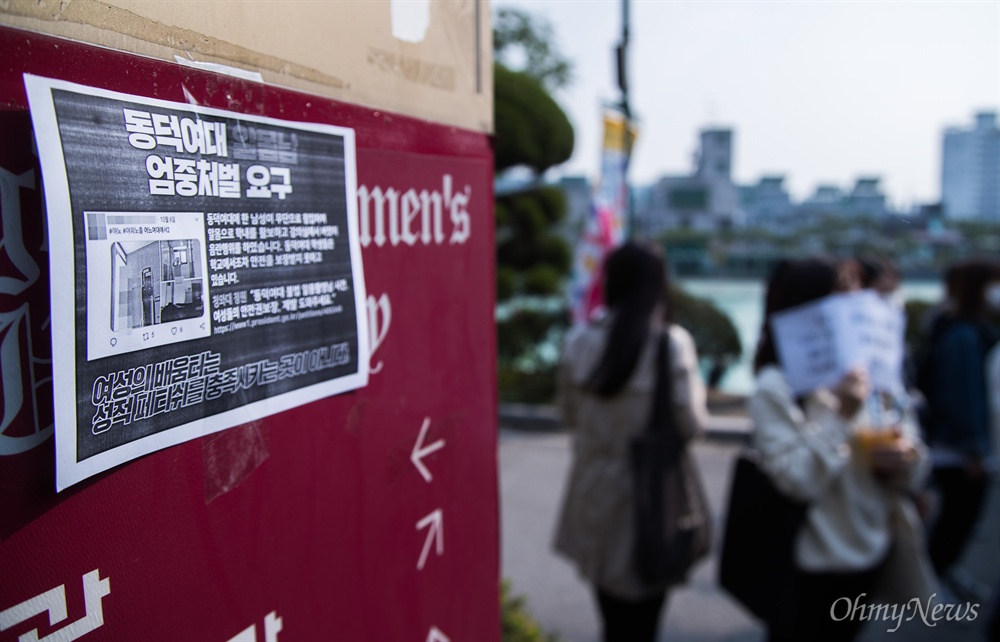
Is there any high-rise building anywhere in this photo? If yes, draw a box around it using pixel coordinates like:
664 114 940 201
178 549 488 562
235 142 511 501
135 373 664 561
941 111 1000 222
696 129 733 180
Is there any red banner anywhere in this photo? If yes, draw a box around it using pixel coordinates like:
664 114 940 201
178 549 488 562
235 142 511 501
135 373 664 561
0 26 498 642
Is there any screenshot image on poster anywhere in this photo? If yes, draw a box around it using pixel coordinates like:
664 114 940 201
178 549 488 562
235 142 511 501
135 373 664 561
85 211 212 361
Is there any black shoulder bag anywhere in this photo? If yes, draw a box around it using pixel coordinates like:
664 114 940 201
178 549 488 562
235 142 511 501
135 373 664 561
630 330 712 586
718 450 807 630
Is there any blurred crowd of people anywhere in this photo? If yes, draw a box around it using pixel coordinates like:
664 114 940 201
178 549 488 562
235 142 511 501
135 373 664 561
553 242 1000 642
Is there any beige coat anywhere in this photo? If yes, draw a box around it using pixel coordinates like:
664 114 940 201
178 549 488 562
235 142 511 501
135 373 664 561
553 317 708 600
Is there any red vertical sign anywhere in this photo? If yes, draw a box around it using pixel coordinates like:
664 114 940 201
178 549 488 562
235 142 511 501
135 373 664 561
0 27 498 642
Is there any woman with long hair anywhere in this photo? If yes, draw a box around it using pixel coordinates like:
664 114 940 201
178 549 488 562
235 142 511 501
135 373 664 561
751 257 930 642
553 242 708 642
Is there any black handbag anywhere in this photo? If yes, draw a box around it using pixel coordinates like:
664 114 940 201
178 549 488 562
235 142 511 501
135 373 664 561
631 331 712 586
717 450 807 628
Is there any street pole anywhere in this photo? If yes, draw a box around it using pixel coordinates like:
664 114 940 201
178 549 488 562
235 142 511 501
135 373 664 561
616 0 635 239
617 0 631 120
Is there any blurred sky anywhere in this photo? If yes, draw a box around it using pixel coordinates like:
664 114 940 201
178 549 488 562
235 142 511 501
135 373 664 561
490 0 1000 207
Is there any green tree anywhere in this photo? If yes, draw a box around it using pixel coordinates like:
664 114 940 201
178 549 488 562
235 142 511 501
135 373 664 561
493 9 575 403
493 7 572 91
670 287 742 363
494 66 574 175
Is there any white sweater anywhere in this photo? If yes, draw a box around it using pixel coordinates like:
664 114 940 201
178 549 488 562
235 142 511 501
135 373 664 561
750 366 929 573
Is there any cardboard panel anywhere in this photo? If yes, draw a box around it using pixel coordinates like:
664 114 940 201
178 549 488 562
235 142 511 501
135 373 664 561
0 27 498 642
0 0 493 133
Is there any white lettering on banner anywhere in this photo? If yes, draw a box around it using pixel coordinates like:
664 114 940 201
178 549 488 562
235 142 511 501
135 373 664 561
366 294 391 375
426 626 451 642
358 174 471 248
226 612 283 642
422 189 446 244
400 188 421 246
411 417 446 483
0 570 110 642
0 167 40 296
447 174 471 244
416 508 445 570
0 306 53 455
0 165 53 456
357 186 396 247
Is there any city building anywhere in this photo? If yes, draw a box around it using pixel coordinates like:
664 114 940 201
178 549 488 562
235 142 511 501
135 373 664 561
795 177 888 224
941 111 1000 222
637 125 894 237
640 128 742 234
739 176 793 230
847 177 888 217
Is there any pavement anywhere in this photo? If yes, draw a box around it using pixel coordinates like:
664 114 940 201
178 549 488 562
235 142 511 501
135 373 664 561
499 410 1000 642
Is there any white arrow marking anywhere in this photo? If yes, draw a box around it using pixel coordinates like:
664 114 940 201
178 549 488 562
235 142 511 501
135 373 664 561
426 626 450 642
416 508 444 570
411 417 445 483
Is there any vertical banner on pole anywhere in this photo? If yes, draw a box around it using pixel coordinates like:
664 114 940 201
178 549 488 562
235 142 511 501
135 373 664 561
569 110 637 325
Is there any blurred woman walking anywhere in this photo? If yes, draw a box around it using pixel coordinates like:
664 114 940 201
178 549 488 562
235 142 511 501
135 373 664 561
553 242 708 642
750 257 931 642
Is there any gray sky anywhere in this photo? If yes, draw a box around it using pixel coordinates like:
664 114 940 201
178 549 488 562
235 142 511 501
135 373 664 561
492 0 1000 207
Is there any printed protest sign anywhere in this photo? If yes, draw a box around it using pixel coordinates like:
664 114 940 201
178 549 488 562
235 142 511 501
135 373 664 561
770 291 905 396
24 75 369 490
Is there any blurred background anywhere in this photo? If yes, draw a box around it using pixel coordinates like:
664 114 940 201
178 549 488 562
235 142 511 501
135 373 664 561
491 0 997 403
490 2 999 640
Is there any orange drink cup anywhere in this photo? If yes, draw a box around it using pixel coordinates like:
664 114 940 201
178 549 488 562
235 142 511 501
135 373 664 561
853 426 900 463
